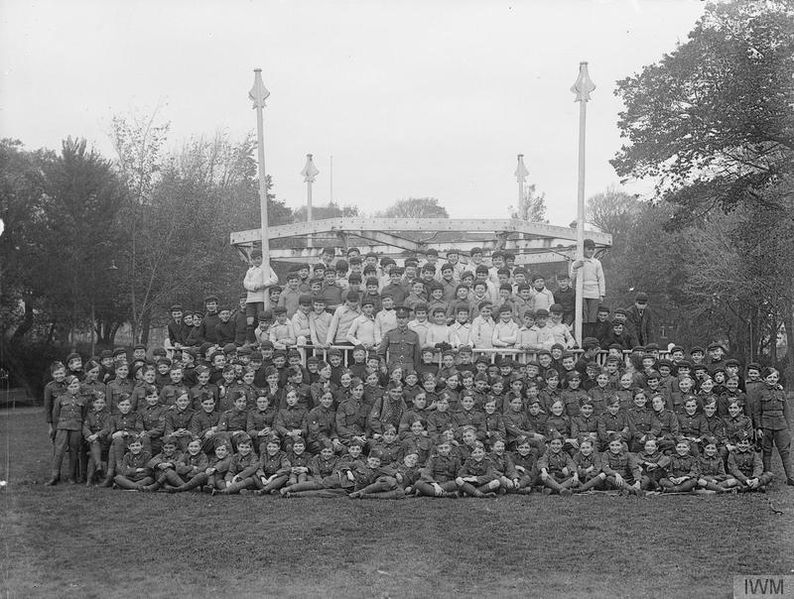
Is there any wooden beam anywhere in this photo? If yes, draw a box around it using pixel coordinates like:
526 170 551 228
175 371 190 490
230 218 612 246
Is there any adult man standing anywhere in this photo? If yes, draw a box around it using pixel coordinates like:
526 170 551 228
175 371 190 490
377 306 420 371
626 292 654 347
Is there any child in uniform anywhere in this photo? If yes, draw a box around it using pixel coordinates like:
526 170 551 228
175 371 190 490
659 439 699 493
571 438 605 493
166 438 211 493
46 375 87 485
142 436 183 492
508 436 539 494
696 436 737 493
455 441 501 497
727 431 773 492
538 433 576 495
415 439 462 498
636 436 670 492
601 435 644 496
113 436 153 491
217 435 261 495
83 392 111 486
256 438 293 495
102 396 143 486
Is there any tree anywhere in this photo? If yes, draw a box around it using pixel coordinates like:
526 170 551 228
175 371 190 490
612 0 794 376
0 138 127 396
39 137 127 346
510 184 549 223
612 0 794 221
378 197 449 219
293 202 358 221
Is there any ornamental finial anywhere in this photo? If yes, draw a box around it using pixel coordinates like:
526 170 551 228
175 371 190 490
570 62 596 102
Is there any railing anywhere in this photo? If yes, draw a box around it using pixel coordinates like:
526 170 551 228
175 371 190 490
289 345 670 370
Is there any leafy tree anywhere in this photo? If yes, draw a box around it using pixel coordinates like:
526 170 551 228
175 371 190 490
378 197 449 219
293 202 359 221
510 183 549 223
612 0 794 221
1 138 126 395
612 0 794 375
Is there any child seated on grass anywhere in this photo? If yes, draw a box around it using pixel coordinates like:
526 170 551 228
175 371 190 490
455 441 500 498
571 438 605 493
696 436 737 493
538 433 575 496
601 435 643 496
727 432 774 493
637 436 670 492
659 439 699 494
216 435 261 495
113 436 153 491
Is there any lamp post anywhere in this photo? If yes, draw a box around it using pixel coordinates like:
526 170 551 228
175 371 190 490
249 69 271 268
300 153 319 248
514 154 529 219
570 62 595 347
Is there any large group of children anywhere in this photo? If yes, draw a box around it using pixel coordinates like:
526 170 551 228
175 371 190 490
42 243 792 499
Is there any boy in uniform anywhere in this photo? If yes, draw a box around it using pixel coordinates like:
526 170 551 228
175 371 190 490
113 436 153 491
101 396 143 486
83 392 111 486
46 375 87 485
727 431 774 492
601 435 644 496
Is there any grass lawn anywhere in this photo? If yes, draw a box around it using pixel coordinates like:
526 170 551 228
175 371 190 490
2 407 794 598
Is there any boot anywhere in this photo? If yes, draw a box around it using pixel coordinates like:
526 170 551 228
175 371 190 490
702 481 726 493
221 481 247 495
544 476 565 495
577 477 601 492
113 476 141 491
85 462 96 487
174 475 207 493
45 476 59 486
460 482 485 498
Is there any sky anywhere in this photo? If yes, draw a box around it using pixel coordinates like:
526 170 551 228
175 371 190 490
0 0 705 227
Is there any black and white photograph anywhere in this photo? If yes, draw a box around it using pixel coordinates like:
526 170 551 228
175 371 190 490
1 1 793 597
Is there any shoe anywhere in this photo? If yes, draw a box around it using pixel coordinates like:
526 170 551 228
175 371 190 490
279 488 289 497
541 488 552 495
484 492 498 498
201 485 213 494
786 478 794 487
516 488 533 495
44 478 58 486
211 488 218 496
560 488 573 497
100 478 114 488
635 488 645 498
498 488 507 495
758 486 767 493
239 489 251 496
269 489 280 495
283 492 292 498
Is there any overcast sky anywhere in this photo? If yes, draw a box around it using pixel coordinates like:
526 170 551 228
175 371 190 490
1 0 704 226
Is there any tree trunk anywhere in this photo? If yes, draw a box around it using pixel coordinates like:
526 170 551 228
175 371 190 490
783 312 794 384
140 312 151 345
